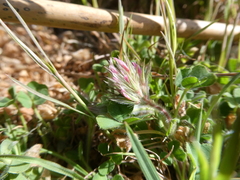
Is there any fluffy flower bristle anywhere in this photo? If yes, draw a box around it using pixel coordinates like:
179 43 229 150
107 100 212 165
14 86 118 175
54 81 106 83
106 57 172 123
107 57 150 104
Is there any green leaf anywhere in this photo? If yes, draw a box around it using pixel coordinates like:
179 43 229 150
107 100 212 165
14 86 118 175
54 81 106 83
7 160 30 174
177 65 217 88
219 77 230 85
98 143 111 155
78 78 94 93
228 58 238 72
206 73 240 119
233 87 240 105
219 98 232 116
98 159 115 176
92 64 104 72
8 173 28 180
190 65 216 87
187 108 202 124
0 155 84 179
125 123 161 180
92 60 108 73
175 68 191 87
168 141 187 161
181 76 199 88
96 115 123 129
108 102 133 121
92 173 108 180
27 81 48 105
160 152 173 165
0 97 14 107
16 91 32 108
111 154 123 165
97 143 123 165
112 174 124 180
123 117 141 124
0 139 18 154
191 91 206 102
8 86 16 99
185 90 195 100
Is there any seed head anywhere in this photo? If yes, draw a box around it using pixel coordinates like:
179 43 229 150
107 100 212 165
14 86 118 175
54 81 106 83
106 57 151 104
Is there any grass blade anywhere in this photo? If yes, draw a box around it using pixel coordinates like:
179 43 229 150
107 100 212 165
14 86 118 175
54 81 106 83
216 109 240 180
41 148 89 176
0 19 53 76
1 1 92 116
125 122 162 180
208 123 223 180
0 155 84 179
5 0 53 66
7 76 89 117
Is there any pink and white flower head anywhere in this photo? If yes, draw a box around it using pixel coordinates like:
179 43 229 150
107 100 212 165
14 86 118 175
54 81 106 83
107 57 151 104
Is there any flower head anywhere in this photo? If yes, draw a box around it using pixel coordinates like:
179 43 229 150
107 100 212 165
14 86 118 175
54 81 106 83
106 57 151 104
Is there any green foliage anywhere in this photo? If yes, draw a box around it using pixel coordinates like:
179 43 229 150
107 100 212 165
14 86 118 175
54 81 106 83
0 97 14 107
125 123 161 180
27 81 48 105
96 115 123 129
176 65 217 88
0 0 240 179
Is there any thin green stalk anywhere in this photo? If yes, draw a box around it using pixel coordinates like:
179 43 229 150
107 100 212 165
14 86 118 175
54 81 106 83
218 0 237 72
4 114 21 155
118 0 127 56
159 0 177 105
32 105 50 128
54 73 94 117
204 0 214 21
77 142 92 172
194 142 209 180
204 73 240 129
172 157 183 180
33 105 50 147
15 104 28 150
81 0 88 6
84 118 95 164
149 0 160 56
216 109 240 180
208 123 222 180
167 0 176 20
155 0 160 15
238 35 240 65
174 88 189 118
14 103 28 132
195 100 203 142
91 0 98 8
41 148 89 176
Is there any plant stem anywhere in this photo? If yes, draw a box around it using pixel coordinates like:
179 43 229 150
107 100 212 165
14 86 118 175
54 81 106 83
55 72 94 118
174 88 189 118
143 97 171 126
33 105 49 147
5 114 21 155
216 108 240 180
208 123 222 179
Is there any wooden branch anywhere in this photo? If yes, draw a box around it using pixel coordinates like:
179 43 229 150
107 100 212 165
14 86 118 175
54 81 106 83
0 0 240 40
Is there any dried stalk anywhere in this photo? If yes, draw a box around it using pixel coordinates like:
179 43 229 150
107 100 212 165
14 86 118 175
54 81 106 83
0 0 239 40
